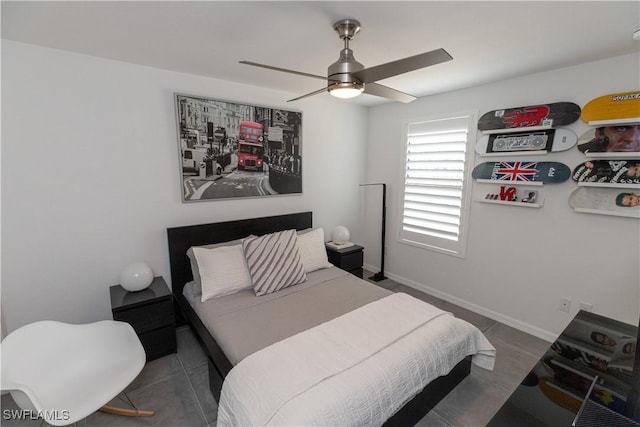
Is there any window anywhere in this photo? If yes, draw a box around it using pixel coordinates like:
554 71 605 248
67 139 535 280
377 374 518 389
400 113 476 257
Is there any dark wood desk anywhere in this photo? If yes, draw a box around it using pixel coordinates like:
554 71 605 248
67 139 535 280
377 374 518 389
488 311 639 426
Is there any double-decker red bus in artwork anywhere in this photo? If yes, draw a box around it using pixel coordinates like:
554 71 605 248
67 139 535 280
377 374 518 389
237 121 264 171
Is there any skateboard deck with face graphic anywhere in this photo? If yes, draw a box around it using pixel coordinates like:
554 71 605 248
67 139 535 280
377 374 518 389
477 102 581 131
577 126 640 154
475 128 576 155
569 187 640 218
581 91 640 124
472 161 570 184
572 160 640 187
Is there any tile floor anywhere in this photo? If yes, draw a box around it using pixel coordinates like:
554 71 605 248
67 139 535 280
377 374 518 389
1 272 551 427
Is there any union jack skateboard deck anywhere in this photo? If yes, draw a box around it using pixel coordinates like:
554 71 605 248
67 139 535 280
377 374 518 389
581 91 640 124
569 187 640 218
577 126 640 154
472 161 570 183
475 128 576 155
478 102 581 131
572 160 640 186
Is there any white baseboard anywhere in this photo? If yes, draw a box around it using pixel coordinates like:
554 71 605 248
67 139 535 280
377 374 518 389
364 263 556 343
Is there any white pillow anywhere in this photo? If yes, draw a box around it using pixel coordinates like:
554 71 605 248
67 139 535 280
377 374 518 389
187 238 245 295
296 228 333 273
192 244 252 302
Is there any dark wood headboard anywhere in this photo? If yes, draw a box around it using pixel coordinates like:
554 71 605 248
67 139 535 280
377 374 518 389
166 211 312 297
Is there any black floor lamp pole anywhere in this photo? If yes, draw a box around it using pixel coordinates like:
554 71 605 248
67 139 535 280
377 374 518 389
360 183 387 282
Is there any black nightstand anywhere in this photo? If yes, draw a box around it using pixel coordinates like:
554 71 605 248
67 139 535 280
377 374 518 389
326 244 364 279
110 276 177 361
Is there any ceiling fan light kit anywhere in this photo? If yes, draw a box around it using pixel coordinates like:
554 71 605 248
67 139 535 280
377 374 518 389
240 18 453 103
329 81 365 99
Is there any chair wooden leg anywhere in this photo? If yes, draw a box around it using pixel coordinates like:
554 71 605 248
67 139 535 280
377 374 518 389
99 405 154 417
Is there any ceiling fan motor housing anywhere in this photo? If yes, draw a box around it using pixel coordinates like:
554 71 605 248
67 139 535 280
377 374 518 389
328 48 364 84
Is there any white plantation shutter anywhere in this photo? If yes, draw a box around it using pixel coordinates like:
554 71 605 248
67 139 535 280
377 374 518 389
401 114 475 257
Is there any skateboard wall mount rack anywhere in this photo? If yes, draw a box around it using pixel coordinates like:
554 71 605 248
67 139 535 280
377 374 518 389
475 179 543 186
477 198 543 208
577 181 640 189
586 117 640 127
480 124 553 135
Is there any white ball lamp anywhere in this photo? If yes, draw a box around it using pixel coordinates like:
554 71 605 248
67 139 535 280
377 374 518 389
331 226 350 245
120 262 154 292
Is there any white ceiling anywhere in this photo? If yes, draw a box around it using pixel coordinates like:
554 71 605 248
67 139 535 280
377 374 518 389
3 1 639 106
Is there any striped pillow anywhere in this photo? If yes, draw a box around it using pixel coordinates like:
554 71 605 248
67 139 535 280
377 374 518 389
243 229 307 296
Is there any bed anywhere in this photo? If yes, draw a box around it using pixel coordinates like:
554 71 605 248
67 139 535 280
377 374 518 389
167 211 495 426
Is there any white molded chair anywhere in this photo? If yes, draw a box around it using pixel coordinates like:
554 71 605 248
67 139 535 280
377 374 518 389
1 320 153 426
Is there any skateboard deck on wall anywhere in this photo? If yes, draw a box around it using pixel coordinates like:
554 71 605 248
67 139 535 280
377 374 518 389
572 160 640 186
472 161 570 184
475 128 576 155
569 187 640 218
581 91 640 124
477 102 581 131
577 126 640 155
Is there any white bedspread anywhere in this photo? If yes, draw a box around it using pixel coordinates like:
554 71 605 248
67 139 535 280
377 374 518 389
217 293 495 426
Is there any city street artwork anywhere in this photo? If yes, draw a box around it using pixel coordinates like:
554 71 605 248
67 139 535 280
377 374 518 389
175 94 302 202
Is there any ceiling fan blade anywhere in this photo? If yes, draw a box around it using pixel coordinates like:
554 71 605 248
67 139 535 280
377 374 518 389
364 83 416 103
351 48 452 84
239 61 327 80
287 87 328 102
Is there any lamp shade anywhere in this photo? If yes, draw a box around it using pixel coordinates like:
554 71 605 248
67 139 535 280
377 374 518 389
119 262 153 292
331 226 350 244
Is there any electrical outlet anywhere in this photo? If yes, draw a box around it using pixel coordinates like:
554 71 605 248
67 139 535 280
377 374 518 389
559 298 571 312
579 302 593 312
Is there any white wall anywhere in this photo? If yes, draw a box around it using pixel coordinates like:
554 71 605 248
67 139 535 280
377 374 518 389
1 41 368 332
364 53 640 341
3 40 638 342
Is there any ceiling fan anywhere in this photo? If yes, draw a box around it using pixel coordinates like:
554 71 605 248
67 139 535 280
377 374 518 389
240 19 453 103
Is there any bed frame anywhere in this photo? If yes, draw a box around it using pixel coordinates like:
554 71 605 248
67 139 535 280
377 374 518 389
167 211 471 426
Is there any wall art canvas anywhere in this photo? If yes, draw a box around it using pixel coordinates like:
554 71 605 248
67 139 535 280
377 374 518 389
175 94 302 202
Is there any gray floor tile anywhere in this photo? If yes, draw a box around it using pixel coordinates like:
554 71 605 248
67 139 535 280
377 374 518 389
471 341 539 391
429 371 516 427
414 407 454 427
483 322 551 360
185 363 218 425
473 323 541 387
176 327 208 370
126 354 183 393
86 372 206 427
